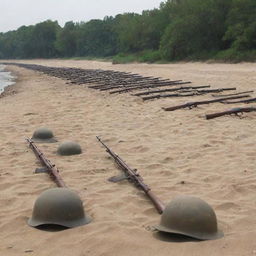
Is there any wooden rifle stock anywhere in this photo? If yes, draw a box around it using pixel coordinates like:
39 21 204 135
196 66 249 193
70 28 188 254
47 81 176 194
96 136 165 214
205 107 256 119
26 138 67 187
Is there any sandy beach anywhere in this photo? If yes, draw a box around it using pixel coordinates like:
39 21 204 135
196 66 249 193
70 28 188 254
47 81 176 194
0 59 255 256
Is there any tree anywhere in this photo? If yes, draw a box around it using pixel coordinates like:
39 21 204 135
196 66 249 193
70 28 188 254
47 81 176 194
224 0 256 51
76 18 118 56
29 20 60 58
0 0 255 61
160 0 232 60
55 21 78 57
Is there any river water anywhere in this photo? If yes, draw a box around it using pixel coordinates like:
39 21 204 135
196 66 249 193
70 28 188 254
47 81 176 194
0 64 15 94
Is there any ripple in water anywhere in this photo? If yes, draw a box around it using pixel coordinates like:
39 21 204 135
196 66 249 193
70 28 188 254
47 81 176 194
0 65 15 94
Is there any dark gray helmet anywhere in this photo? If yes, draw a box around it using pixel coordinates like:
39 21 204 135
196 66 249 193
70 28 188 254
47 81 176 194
57 141 82 156
32 127 57 143
154 195 223 240
28 188 91 228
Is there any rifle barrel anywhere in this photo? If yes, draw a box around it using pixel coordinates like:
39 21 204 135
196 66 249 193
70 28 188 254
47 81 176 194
26 138 67 187
163 95 251 111
96 136 165 214
205 107 256 119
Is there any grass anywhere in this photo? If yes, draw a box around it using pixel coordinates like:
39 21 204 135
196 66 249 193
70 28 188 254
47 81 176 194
59 49 256 64
63 56 113 62
214 49 256 63
112 50 162 64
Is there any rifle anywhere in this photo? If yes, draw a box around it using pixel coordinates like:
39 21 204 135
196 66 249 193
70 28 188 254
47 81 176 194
163 95 250 111
109 81 191 94
132 85 211 96
221 97 256 104
96 136 165 214
142 92 197 101
98 79 171 91
205 106 256 120
88 79 170 90
26 138 67 188
211 90 254 98
192 87 236 93
142 88 237 101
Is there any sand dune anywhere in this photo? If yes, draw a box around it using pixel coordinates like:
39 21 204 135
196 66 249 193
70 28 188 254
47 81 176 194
0 59 255 256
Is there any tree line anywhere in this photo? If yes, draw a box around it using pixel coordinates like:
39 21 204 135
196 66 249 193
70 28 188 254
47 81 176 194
0 0 255 62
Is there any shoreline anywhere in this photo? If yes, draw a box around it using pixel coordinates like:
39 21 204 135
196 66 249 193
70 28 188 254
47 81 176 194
0 60 255 256
0 65 16 96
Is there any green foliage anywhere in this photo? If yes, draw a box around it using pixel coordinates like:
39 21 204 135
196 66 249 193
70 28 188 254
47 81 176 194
160 0 232 60
138 50 161 63
215 49 256 62
29 20 60 58
0 0 255 62
114 9 169 53
113 13 141 52
0 20 60 59
55 21 78 57
112 50 161 64
76 18 118 57
224 0 256 51
112 53 139 64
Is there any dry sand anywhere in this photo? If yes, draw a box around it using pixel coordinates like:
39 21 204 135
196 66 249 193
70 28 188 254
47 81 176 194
0 59 255 256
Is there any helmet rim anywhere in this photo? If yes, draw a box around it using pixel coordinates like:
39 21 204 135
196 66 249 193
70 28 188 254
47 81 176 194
28 215 92 228
31 137 58 143
154 224 223 240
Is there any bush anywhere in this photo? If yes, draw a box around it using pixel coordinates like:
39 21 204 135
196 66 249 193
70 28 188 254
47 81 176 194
214 49 256 62
138 50 161 63
112 53 139 64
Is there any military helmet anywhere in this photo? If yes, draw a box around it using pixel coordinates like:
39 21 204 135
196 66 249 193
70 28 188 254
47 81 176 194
28 188 91 228
57 141 82 156
154 195 223 240
32 127 57 143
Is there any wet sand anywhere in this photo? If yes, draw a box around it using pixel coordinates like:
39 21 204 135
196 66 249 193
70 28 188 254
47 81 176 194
0 59 255 256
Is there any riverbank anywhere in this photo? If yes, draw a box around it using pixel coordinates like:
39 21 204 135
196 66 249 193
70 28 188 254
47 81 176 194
0 60 255 256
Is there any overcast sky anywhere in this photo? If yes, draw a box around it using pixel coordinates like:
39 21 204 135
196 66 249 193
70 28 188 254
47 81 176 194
0 0 164 32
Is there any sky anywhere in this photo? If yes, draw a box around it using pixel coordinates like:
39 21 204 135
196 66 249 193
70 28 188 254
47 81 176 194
0 0 164 33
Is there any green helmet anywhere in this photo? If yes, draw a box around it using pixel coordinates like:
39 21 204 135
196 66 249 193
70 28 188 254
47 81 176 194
57 141 82 156
32 127 57 143
28 188 91 228
154 195 223 240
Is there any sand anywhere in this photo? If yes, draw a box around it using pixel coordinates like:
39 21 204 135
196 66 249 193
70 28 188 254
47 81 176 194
0 59 255 256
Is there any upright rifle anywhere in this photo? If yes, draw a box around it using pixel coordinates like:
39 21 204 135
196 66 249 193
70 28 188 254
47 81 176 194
96 136 165 214
26 138 67 188
205 106 256 120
